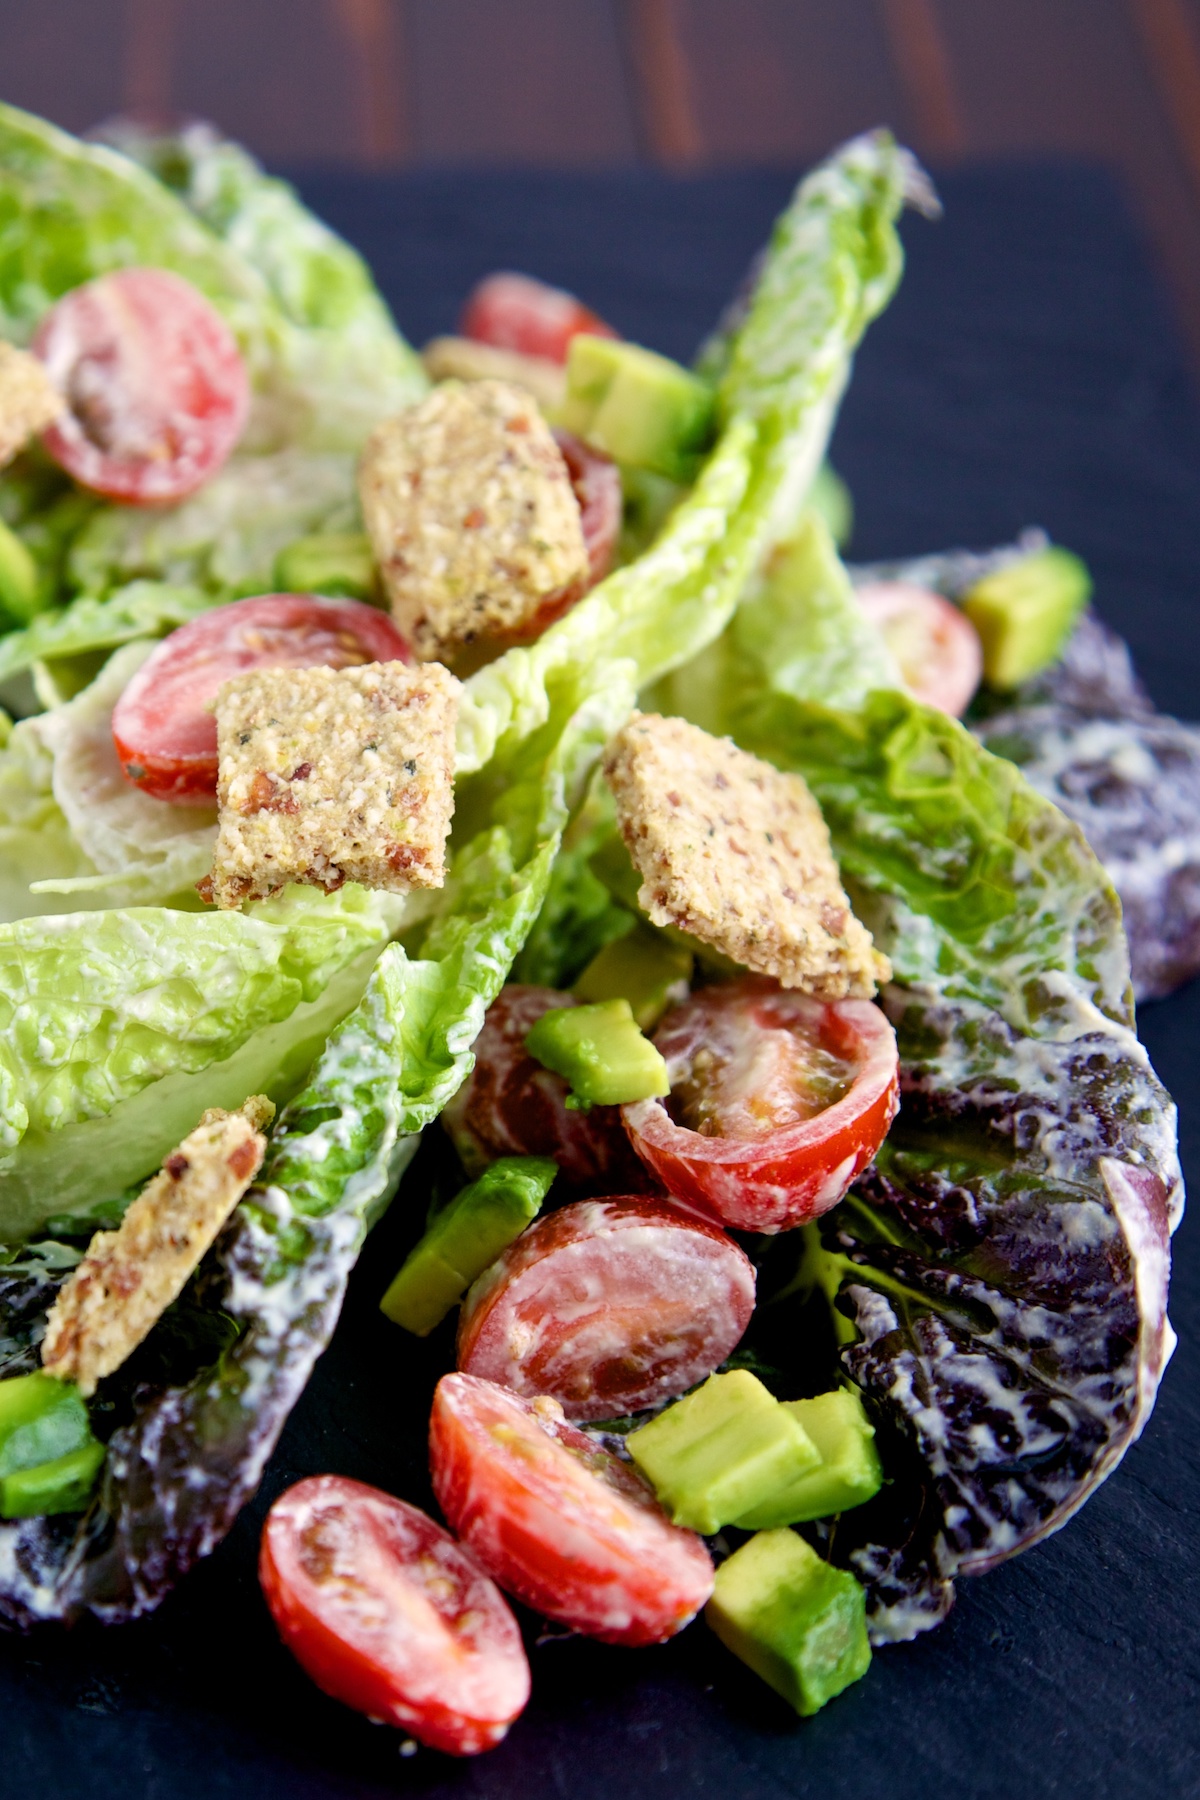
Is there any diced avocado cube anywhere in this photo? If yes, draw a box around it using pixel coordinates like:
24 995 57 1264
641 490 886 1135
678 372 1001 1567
275 531 378 601
963 545 1091 690
0 518 41 624
707 1528 871 1716
0 1439 105 1519
626 1370 820 1535
380 1156 556 1336
732 1389 883 1529
524 999 669 1109
562 335 715 482
573 919 693 1030
0 1371 94 1477
807 463 853 548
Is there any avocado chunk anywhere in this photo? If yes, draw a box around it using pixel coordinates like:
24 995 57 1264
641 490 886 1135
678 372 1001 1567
380 1155 556 1336
0 1370 104 1519
807 463 853 548
572 918 693 1030
524 998 669 1109
0 518 41 624
962 545 1091 689
562 334 715 482
626 1370 820 1534
707 1528 872 1716
732 1389 882 1529
275 531 378 601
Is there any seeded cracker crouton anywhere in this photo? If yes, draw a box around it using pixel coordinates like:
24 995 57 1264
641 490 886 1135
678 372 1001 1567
206 659 459 909
359 378 588 661
603 713 890 999
41 1097 275 1397
0 341 62 467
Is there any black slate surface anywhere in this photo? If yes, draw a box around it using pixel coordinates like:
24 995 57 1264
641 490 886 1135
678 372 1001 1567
6 160 1200 1800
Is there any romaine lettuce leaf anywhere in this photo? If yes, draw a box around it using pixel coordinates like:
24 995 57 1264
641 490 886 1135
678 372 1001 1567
0 883 406 1238
0 582 211 687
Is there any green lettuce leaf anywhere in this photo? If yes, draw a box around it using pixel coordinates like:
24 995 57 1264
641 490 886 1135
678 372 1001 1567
0 582 211 687
0 883 405 1238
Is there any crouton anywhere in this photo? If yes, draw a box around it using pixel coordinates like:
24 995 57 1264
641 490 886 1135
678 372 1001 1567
421 337 566 417
603 713 889 999
205 658 459 909
359 379 588 662
41 1097 275 1397
0 341 62 467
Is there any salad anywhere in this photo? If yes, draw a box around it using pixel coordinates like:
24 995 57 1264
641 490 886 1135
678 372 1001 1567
0 102 1184 1758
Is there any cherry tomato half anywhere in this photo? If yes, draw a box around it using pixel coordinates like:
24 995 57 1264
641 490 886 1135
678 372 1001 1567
855 580 983 717
622 977 899 1233
441 985 651 1193
431 1373 714 1646
34 268 249 504
457 1196 755 1420
554 428 621 590
111 593 412 804
460 271 618 365
259 1475 530 1756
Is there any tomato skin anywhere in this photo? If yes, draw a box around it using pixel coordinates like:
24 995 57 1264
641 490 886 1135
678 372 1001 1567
111 593 412 804
259 1476 529 1757
623 978 900 1234
431 1373 714 1646
457 1195 755 1420
460 272 618 365
441 986 651 1193
35 268 248 504
855 580 983 717
554 428 621 590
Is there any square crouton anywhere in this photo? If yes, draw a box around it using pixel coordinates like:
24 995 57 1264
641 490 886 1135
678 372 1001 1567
603 713 890 1000
358 378 588 662
0 341 62 467
206 659 459 909
41 1096 274 1397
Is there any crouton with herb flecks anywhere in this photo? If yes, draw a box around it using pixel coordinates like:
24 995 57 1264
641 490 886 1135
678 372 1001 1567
603 712 889 999
359 379 588 662
41 1096 275 1397
0 341 62 467
204 659 459 909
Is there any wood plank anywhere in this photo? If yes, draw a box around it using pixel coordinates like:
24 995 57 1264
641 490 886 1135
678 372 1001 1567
171 0 366 162
332 0 409 164
678 0 905 166
0 0 126 136
406 0 637 164
876 0 967 157
1126 0 1200 209
936 0 1200 364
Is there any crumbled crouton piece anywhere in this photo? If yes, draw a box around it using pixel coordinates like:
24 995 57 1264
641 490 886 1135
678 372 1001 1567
0 341 62 467
421 337 566 416
603 713 890 999
359 379 588 662
41 1097 274 1397
205 659 459 909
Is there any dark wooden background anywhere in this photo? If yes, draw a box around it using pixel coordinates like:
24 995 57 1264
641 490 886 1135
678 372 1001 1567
4 0 1200 366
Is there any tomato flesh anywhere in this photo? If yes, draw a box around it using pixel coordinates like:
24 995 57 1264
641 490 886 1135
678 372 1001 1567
554 428 621 590
34 267 249 504
460 272 618 364
431 1373 713 1646
623 977 900 1233
259 1476 529 1756
456 1195 755 1420
111 593 412 804
855 580 983 717
441 986 651 1193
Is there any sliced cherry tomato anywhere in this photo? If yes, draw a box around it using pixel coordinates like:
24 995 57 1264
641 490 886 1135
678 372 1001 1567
111 593 412 804
554 428 621 589
441 986 652 1193
431 1373 713 1645
457 1196 755 1420
460 272 618 365
34 268 248 504
855 580 983 717
259 1475 529 1756
622 976 899 1233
